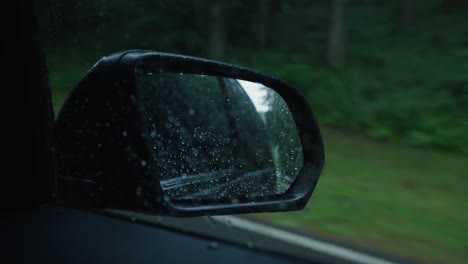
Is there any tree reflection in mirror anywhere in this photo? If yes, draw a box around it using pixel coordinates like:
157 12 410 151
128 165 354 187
136 70 303 200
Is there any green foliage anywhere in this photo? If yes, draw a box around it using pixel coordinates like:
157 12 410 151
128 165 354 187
41 0 468 152
40 1 468 262
254 56 468 153
225 1 468 153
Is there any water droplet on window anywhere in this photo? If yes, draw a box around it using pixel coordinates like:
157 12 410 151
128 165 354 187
188 109 195 116
122 131 128 137
141 160 147 167
208 241 220 250
130 215 137 221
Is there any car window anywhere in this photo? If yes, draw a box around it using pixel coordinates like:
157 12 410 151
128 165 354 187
40 1 468 264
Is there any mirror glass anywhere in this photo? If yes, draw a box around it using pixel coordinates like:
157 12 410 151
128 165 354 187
136 68 303 200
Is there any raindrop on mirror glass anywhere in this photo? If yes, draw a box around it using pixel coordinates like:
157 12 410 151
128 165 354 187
207 241 220 250
246 241 255 249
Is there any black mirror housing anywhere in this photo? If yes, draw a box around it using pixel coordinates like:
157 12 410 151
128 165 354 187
54 50 324 216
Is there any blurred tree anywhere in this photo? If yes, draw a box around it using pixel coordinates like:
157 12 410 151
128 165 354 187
399 0 415 26
193 1 207 34
263 89 303 189
440 0 468 9
257 0 271 49
208 0 226 60
327 0 345 67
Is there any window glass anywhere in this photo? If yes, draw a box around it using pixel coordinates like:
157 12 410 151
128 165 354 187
40 1 468 264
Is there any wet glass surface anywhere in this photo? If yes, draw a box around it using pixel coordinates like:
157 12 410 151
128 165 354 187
136 71 303 200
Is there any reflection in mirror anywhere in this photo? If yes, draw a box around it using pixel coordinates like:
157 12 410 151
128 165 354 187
136 68 303 200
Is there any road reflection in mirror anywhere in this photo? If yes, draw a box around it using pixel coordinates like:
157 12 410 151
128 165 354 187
136 71 303 200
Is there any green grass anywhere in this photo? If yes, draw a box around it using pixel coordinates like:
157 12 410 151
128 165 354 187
253 127 468 264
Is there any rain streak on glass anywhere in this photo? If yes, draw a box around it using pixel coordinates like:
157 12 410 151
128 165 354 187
136 66 303 200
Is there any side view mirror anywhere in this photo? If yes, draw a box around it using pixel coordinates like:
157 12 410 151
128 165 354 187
54 50 324 216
